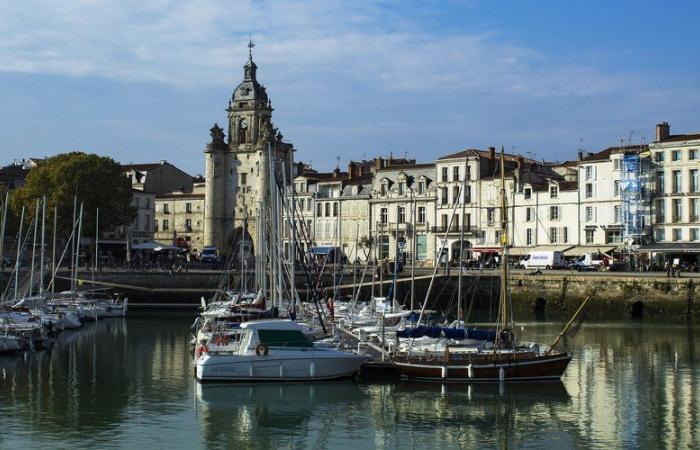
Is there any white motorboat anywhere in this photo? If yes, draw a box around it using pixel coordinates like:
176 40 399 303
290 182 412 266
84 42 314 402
195 320 370 382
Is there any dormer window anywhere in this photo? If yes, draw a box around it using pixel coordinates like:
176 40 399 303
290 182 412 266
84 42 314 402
524 187 531 199
380 182 387 196
550 185 558 199
398 182 404 196
418 181 426 195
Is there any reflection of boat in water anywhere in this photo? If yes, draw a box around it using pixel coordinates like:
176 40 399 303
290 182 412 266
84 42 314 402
195 381 371 448
394 380 571 403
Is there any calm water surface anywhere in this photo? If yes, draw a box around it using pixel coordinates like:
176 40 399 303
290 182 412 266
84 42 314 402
0 312 698 449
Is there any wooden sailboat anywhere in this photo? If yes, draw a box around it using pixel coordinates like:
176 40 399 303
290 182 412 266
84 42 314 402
393 148 592 382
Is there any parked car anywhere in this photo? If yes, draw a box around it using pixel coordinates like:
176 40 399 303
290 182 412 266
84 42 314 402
519 251 566 270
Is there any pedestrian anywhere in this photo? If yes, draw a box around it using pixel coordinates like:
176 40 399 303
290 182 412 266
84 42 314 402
665 260 671 278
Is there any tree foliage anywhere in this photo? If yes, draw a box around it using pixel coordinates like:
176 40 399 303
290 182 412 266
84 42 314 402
11 152 136 237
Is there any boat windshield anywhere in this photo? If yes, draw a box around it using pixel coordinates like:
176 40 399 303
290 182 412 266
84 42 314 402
257 329 313 348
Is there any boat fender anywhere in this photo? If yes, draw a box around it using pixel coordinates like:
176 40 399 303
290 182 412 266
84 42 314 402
467 364 473 379
195 344 208 359
255 343 269 356
499 366 505 382
441 366 447 379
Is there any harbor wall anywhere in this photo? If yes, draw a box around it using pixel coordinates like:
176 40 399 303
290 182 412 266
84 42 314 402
55 270 699 321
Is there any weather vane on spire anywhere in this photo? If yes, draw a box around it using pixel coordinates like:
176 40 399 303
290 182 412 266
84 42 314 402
248 35 255 60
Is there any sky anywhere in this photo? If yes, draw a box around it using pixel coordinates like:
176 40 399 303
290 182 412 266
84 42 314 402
1 0 699 175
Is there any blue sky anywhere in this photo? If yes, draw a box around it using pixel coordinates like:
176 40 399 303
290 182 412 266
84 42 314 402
1 0 699 174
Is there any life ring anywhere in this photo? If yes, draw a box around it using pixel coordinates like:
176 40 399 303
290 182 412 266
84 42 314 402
255 343 269 356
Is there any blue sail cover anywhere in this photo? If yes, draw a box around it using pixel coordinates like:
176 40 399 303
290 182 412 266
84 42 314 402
396 326 496 341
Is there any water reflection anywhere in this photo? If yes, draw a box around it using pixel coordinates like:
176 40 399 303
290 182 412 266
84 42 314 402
0 315 698 449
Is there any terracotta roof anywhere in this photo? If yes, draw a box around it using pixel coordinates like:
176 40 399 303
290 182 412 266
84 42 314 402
657 133 700 143
558 181 578 191
375 163 435 172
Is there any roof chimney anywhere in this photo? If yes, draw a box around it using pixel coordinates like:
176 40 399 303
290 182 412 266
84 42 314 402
333 167 341 178
488 146 496 160
656 122 670 142
348 161 357 180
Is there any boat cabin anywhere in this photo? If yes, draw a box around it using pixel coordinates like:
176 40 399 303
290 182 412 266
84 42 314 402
238 320 313 354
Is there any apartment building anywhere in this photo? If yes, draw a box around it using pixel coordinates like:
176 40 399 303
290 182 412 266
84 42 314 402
646 122 700 264
154 181 206 253
369 163 436 266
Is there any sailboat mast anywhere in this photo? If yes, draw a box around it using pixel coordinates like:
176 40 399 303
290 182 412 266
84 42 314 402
51 207 57 296
39 197 46 296
458 158 467 325
14 206 25 302
499 147 510 332
410 187 416 311
29 198 40 297
0 192 8 265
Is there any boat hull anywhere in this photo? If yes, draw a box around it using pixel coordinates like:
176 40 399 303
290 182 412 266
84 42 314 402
393 353 572 382
196 352 369 382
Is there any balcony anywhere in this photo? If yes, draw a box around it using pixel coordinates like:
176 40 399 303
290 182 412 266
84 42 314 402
431 225 481 236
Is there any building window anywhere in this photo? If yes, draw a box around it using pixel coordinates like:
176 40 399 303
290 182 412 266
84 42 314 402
562 227 568 243
316 203 322 217
154 220 159 232
550 185 558 198
585 183 594 198
241 173 247 186
672 150 681 161
690 169 698 193
656 151 665 162
417 206 426 223
145 198 150 209
691 228 699 241
380 183 387 196
464 213 471 230
397 206 406 223
441 187 448 205
145 214 151 232
526 207 533 222
672 199 682 222
585 206 594 222
324 203 330 217
549 227 558 244
441 214 448 229
487 208 495 226
464 185 471 203
585 229 595 244
418 181 426 195
416 235 427 260
452 186 460 204
453 166 460 181
526 228 533 246
186 202 192 213
614 205 622 223
691 198 699 222
441 167 448 182
656 228 666 241
378 236 390 259
549 206 560 221
162 219 169 231
398 182 404 196
606 230 622 244
585 166 594 181
613 158 621 170
332 203 338 217
656 199 665 223
690 149 698 161
380 208 388 224
185 219 192 232
614 180 621 197
494 230 501 244
524 187 531 200
672 170 682 193
672 228 682 241
163 203 169 214
655 171 665 194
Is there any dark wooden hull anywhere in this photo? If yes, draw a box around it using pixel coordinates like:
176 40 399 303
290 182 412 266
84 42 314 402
393 352 572 382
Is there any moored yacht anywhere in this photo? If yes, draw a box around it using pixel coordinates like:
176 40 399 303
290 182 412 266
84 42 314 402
195 320 370 382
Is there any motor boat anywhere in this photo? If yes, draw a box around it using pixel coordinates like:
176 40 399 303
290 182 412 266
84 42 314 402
195 320 370 382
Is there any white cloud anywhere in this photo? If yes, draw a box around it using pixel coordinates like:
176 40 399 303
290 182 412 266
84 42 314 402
0 0 622 98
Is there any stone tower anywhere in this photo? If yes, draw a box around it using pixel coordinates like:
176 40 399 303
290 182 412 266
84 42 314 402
227 41 293 248
203 123 236 250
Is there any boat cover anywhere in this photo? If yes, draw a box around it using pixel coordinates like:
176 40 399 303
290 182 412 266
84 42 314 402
396 326 496 341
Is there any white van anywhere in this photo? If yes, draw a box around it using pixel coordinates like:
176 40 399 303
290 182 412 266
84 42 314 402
573 253 604 271
519 251 565 269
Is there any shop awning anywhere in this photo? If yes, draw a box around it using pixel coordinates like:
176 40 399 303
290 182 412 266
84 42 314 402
637 243 700 254
564 245 618 256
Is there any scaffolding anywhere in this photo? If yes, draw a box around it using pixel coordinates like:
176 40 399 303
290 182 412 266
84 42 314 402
620 152 650 243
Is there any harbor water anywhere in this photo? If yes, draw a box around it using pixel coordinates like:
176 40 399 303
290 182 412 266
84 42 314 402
1 312 698 449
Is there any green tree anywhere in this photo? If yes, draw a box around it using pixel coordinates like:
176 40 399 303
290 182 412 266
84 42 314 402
12 152 136 237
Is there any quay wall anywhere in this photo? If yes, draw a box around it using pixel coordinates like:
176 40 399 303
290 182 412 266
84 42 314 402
56 270 698 321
